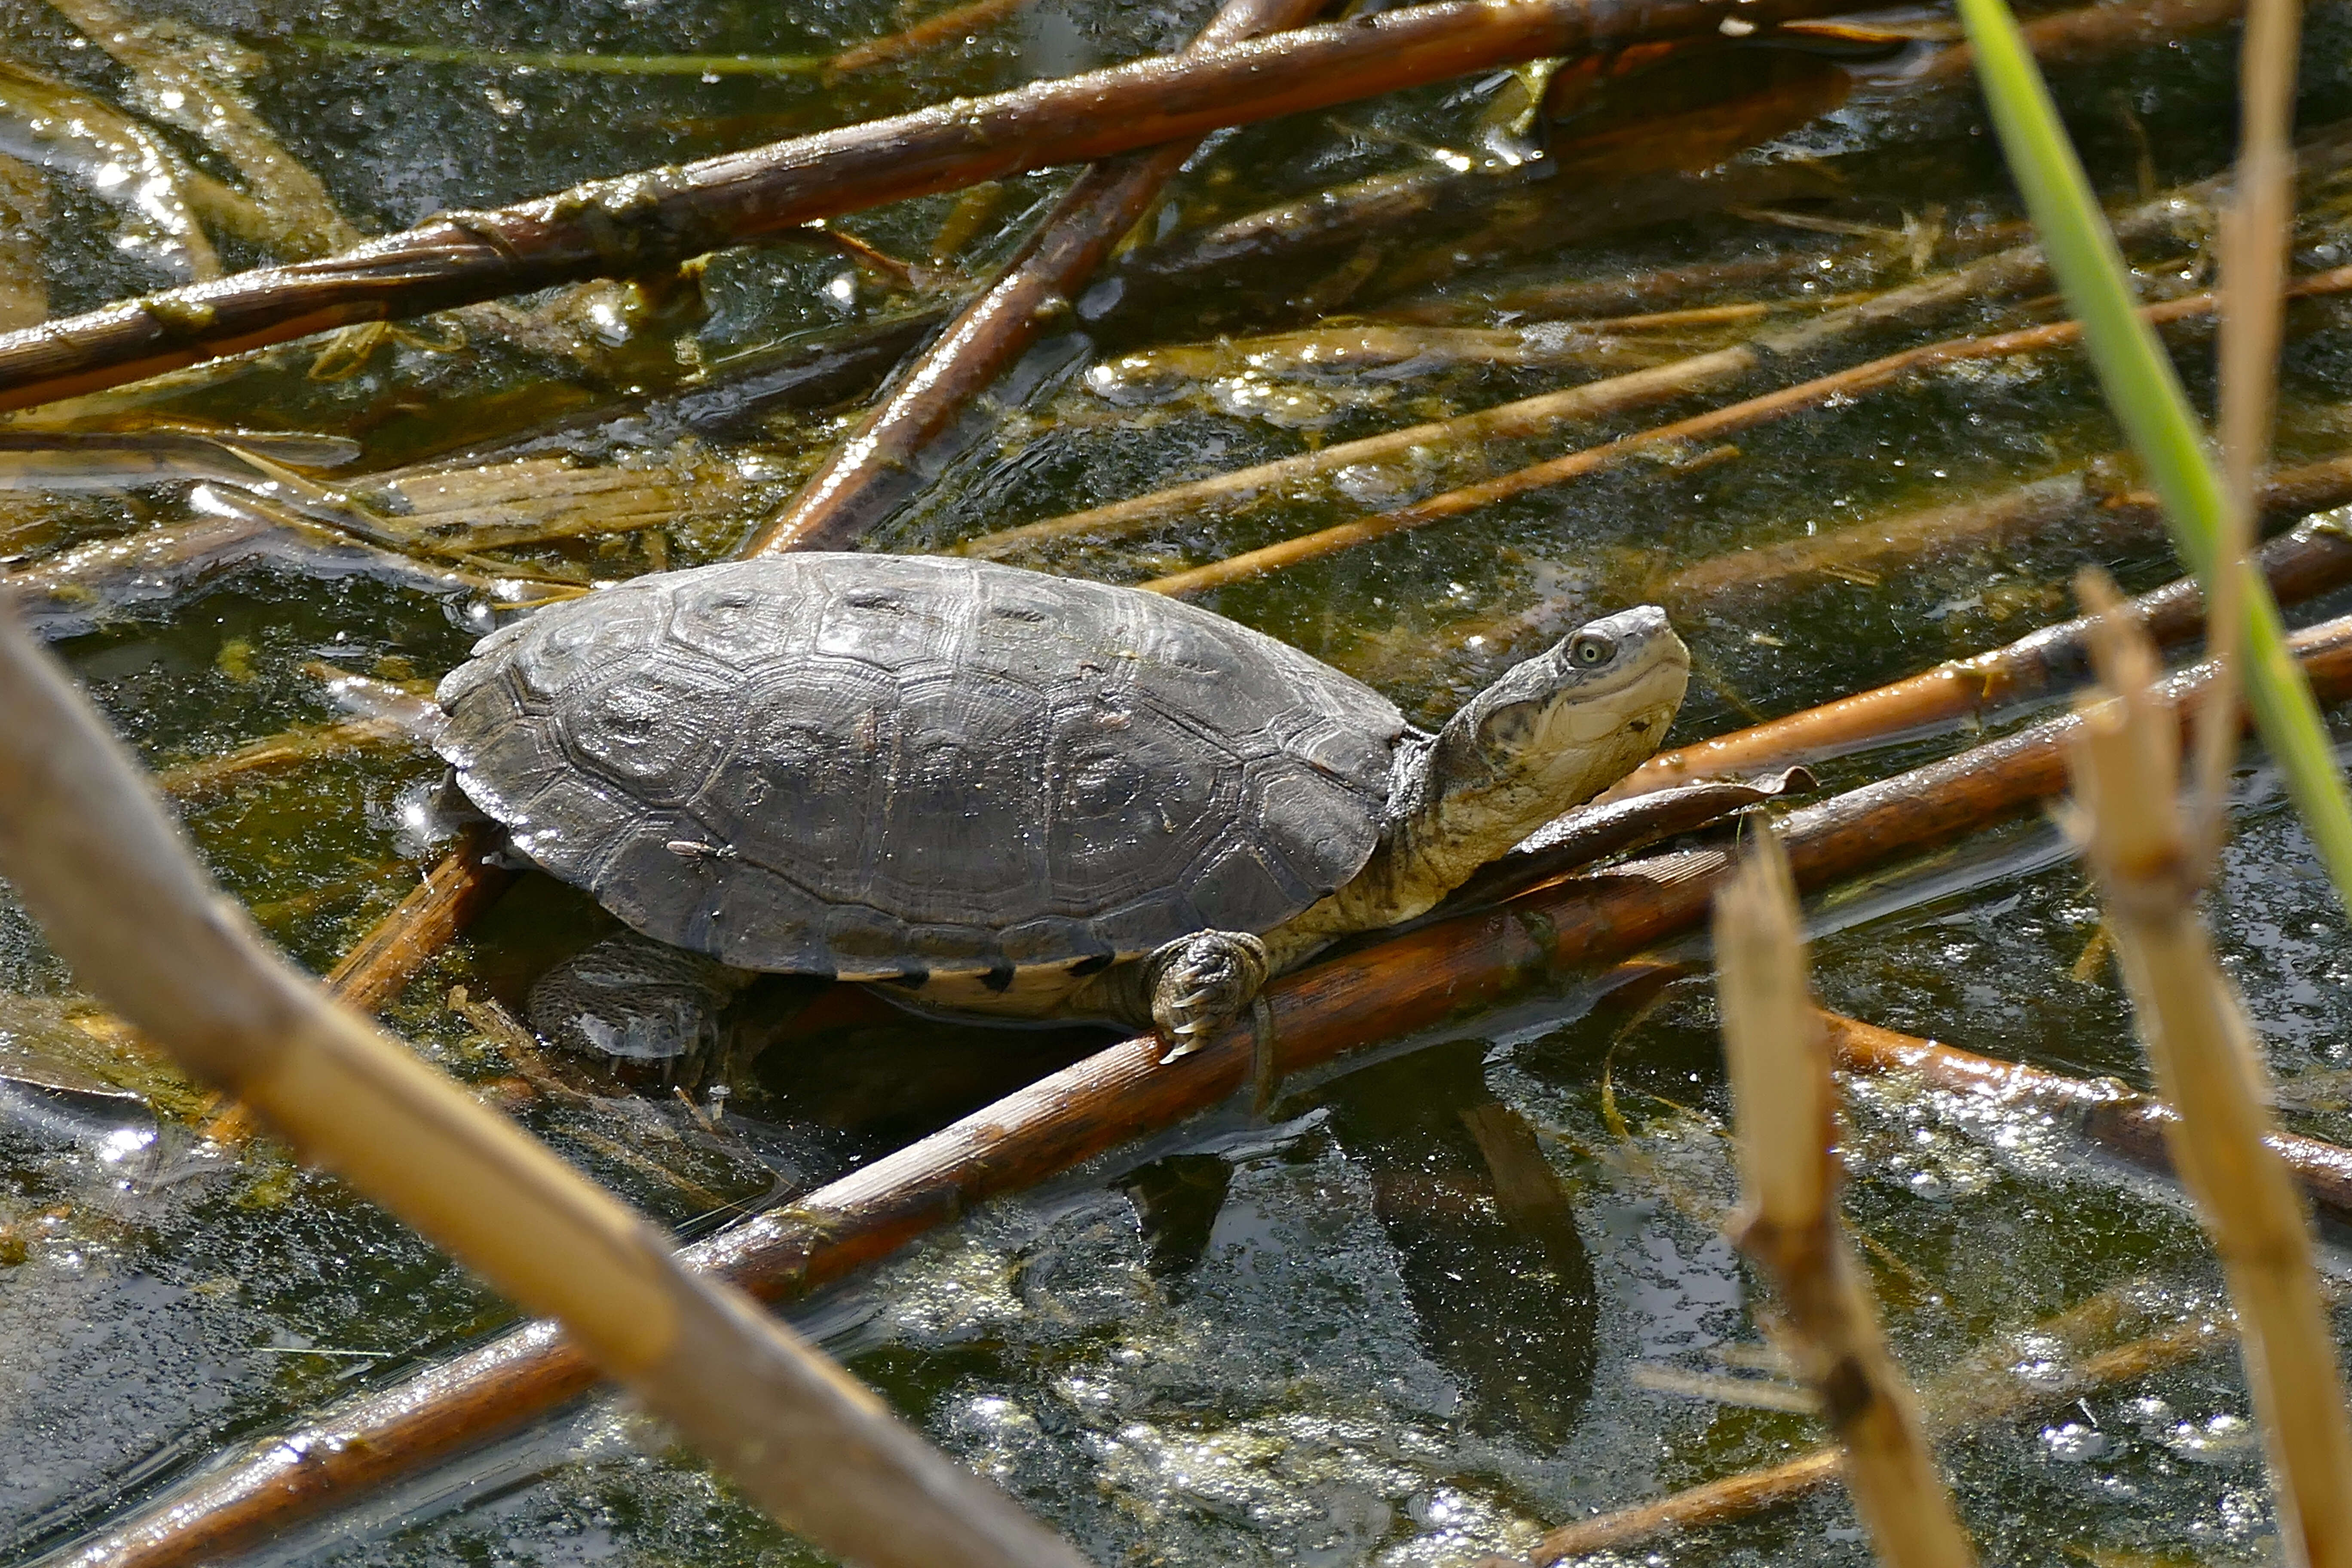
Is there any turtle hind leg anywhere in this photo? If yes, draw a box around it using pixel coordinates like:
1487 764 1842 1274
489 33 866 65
528 928 753 1087
1142 931 1269 1063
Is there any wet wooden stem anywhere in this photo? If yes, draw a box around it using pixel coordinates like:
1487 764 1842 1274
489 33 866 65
1139 268 2352 596
62 609 2352 1568
0 609 1093 1568
0 0 1868 414
1614 504 2352 799
323 823 516 1012
738 0 1330 556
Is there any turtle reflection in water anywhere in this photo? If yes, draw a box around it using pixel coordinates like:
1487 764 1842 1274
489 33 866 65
433 554 1689 1075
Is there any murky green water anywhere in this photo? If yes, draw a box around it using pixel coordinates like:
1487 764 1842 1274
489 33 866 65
4 0 2352 1562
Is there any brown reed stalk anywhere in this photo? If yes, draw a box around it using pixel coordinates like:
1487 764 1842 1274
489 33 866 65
738 0 1327 556
0 154 48 331
2067 570 2352 1567
1615 507 2352 799
1139 249 2352 597
825 0 1035 77
1714 830 1975 1568
1654 451 2352 617
2194 0 2304 846
1134 287 2272 596
63 606 2352 1568
0 0 1871 415
958 127 2352 563
152 716 413 796
1824 1012 2352 1224
0 610 1094 1568
1912 0 2251 82
322 823 518 1013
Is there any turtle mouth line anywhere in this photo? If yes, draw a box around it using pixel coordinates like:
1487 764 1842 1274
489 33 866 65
1558 655 1690 737
1567 644 1689 705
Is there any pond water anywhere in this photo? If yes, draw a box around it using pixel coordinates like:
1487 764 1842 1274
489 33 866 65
2 0 2351 1563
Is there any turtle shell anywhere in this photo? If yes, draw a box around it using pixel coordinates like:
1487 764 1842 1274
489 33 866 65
434 554 1405 982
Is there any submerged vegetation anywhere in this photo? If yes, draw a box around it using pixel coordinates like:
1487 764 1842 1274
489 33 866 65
4 0 2352 1563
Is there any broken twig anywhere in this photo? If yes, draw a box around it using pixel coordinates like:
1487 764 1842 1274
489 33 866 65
0 604 1093 1568
0 0 1868 413
1715 831 1974 1568
69 607 2352 1568
738 0 1329 555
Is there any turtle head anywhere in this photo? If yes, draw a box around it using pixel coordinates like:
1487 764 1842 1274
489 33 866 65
1445 604 1689 801
1406 606 1689 883
1220 606 1689 968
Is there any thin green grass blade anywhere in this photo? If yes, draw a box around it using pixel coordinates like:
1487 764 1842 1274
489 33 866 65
1956 0 2352 907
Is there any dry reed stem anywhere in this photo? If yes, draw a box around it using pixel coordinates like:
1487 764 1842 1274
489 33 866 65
67 607 2352 1568
1656 450 2352 616
0 154 47 332
1713 831 1975 1568
958 132 2343 563
0 0 1874 414
1913 0 2251 82
1141 260 2352 594
740 0 1326 556
826 0 1034 76
961 347 1754 557
152 716 411 795
1530 1004 2352 1562
0 610 1093 1568
1824 1011 2352 1225
1134 287 2269 595
1612 503 2352 800
2067 570 2352 1567
2196 0 2304 845
323 823 517 1014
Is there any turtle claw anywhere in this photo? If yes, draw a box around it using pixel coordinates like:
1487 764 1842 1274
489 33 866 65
1145 931 1271 1063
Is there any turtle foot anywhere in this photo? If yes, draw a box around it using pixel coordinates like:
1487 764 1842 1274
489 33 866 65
528 929 752 1087
1145 930 1270 1063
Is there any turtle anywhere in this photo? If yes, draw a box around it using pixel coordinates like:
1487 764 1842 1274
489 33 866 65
432 553 1689 1064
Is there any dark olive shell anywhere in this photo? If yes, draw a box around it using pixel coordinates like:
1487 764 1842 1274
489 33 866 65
435 555 1403 980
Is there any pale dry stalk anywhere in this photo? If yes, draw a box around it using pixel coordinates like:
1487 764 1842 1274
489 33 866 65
1712 830 1975 1568
2067 570 2352 1567
2196 0 2303 847
960 138 2352 563
1136 283 2285 596
1528 1274 2274 1562
740 0 1325 555
0 609 1092 1568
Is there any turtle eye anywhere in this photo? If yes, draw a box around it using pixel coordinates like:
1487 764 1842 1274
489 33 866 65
1569 631 1616 668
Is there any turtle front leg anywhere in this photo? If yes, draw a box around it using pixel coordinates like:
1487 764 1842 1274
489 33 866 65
528 928 753 1087
1063 931 1271 1060
1142 931 1269 1062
